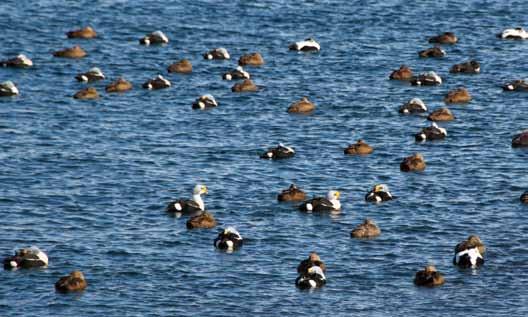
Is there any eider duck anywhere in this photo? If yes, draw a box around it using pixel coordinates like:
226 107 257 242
186 211 217 229
365 184 394 203
498 27 528 40
277 184 307 202
453 235 485 268
400 153 426 172
139 31 169 45
502 79 528 92
444 87 471 103
66 26 97 39
297 252 327 274
0 81 19 97
203 48 230 60
3 246 48 270
299 190 341 212
167 59 192 74
427 107 455 121
512 130 528 148
295 253 326 289
350 219 381 238
222 66 250 81
105 77 132 93
450 60 480 74
260 143 295 160
142 75 171 90
428 32 458 44
75 67 105 82
192 94 218 110
214 227 243 250
166 184 208 215
73 87 99 100
389 65 413 80
238 52 264 66
55 271 87 292
53 45 86 58
418 47 446 58
287 97 315 114
414 265 445 287
231 79 258 92
520 191 528 204
344 139 373 155
0 54 33 68
398 98 427 114
410 71 442 86
415 122 447 142
289 38 320 52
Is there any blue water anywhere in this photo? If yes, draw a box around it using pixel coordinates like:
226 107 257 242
1 0 528 316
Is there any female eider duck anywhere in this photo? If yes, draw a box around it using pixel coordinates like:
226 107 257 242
400 153 426 172
428 32 458 44
0 54 33 68
66 26 97 39
415 122 447 142
512 130 528 148
192 94 218 110
289 38 320 52
3 246 48 270
260 143 295 160
299 190 341 212
520 191 528 204
55 271 87 292
139 31 169 45
203 48 230 60
238 52 264 66
389 65 413 80
344 139 373 155
287 97 315 114
166 184 208 215
350 219 381 238
0 81 19 97
106 78 132 93
75 67 105 82
214 227 243 251
222 66 250 81
53 45 86 58
418 47 446 58
410 71 442 86
365 184 393 203
186 211 217 229
73 87 99 100
453 235 485 268
450 60 480 74
427 107 455 121
277 184 307 202
399 98 427 114
498 27 528 40
167 59 192 73
414 265 445 287
503 79 528 92
142 75 171 90
444 87 471 103
295 252 326 289
232 79 258 92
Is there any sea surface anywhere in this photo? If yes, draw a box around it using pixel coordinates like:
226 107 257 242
1 1 528 316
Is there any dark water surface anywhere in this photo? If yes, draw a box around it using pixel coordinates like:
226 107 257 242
1 1 528 316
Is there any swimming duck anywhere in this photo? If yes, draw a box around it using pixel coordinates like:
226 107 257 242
453 235 485 268
365 184 394 203
512 130 528 148
0 81 19 97
389 65 413 80
428 32 458 44
75 67 105 82
55 271 87 292
231 79 258 92
222 66 250 81
410 71 442 86
167 59 192 73
297 252 326 273
142 75 171 90
299 190 341 212
350 219 381 238
260 143 295 160
344 139 374 155
296 252 326 289
0 54 33 68
186 211 217 229
166 184 208 215
287 97 315 114
192 94 218 110
414 265 445 287
277 184 307 202
398 98 427 114
53 45 86 58
450 60 480 74
418 47 446 58
415 122 447 142
3 246 48 270
444 87 471 103
238 52 264 66
66 26 97 39
139 31 169 45
400 153 426 172
520 191 528 204
502 79 528 92
105 77 132 93
289 38 320 52
214 227 243 250
498 27 528 40
203 48 230 60
73 87 99 100
427 107 455 121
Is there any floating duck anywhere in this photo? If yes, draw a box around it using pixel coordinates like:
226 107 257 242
350 219 381 238
287 97 315 114
297 252 326 274
295 252 326 289
166 184 208 215
105 77 132 93
418 47 446 58
0 81 19 97
0 54 33 68
399 98 427 114
167 59 192 73
75 67 105 82
3 246 48 270
73 87 99 100
222 66 250 81
520 191 528 204
260 143 295 160
232 79 258 92
389 65 413 80
444 87 471 103
186 211 217 229
453 235 485 268
502 79 528 92
365 184 394 203
512 130 528 147
142 75 171 90
55 271 87 292
192 94 218 110
139 31 169 45
344 139 373 155
53 45 86 58
289 38 320 52
498 27 528 40
414 265 445 287
277 184 307 202
214 227 243 250
66 26 97 39
299 190 341 212
400 153 426 172
450 60 480 74
415 122 447 142
238 52 264 66
410 71 442 86
203 48 230 60
427 107 455 121
428 32 458 44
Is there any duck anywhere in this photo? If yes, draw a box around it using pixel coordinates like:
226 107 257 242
299 190 341 212
73 87 99 100
428 32 458 44
350 219 381 238
297 252 327 274
277 184 307 202
238 52 264 66
192 94 218 110
365 184 394 203
444 87 471 103
427 107 455 121
415 122 447 142
75 67 105 82
287 97 315 114
520 191 528 204
400 153 426 172
498 27 528 40
166 184 208 215
453 235 485 268
55 271 87 292
389 65 413 80
167 59 192 73
203 48 230 60
231 79 258 92
0 81 19 97
410 71 442 86
398 98 427 114
186 211 217 229
214 227 243 250
222 66 250 81
3 246 48 270
0 54 33 68
139 31 169 45
512 130 528 148
502 79 528 92
66 26 97 39
414 265 445 287
260 143 295 160
289 38 320 52
105 77 132 93
53 45 86 58
295 252 326 289
450 60 480 74
344 139 374 155
142 75 171 90
418 47 446 58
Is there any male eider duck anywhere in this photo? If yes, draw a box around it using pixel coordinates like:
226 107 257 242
350 219 381 238
502 79 528 92
277 184 307 202
512 130 528 148
418 47 446 58
287 97 315 114
3 246 48 270
139 31 169 45
73 87 99 100
192 94 218 110
410 71 442 86
498 27 528 40
0 54 33 68
400 153 426 172
238 52 264 66
75 67 105 82
427 107 455 121
260 143 295 160
344 139 373 155
389 65 413 80
105 77 132 93
55 271 87 292
66 26 97 39
399 98 427 114
186 211 217 229
520 191 528 204
214 227 243 251
453 235 485 268
365 184 393 203
295 252 326 289
289 38 320 52
53 46 86 58
299 190 341 212
0 81 19 97
231 79 258 92
142 75 171 90
428 32 458 44
450 60 480 74
203 48 230 60
166 184 208 215
222 66 250 81
167 59 192 73
415 122 447 142
444 87 471 103
414 265 445 287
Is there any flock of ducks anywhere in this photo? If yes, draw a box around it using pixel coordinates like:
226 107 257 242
2 24 528 292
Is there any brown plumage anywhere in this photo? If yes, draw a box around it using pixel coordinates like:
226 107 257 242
427 108 455 121
238 52 264 66
66 26 97 39
389 65 413 80
400 153 426 172
186 212 217 229
53 46 86 58
297 252 326 274
418 47 446 58
231 79 258 92
167 59 192 73
350 219 381 238
106 78 132 93
444 87 471 103
344 139 373 155
455 235 486 255
55 271 87 292
450 60 480 74
73 87 99 100
414 265 445 287
520 191 528 204
287 97 315 114
428 32 458 44
277 184 306 202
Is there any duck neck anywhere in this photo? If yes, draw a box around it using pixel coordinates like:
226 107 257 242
192 194 204 210
330 199 341 210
